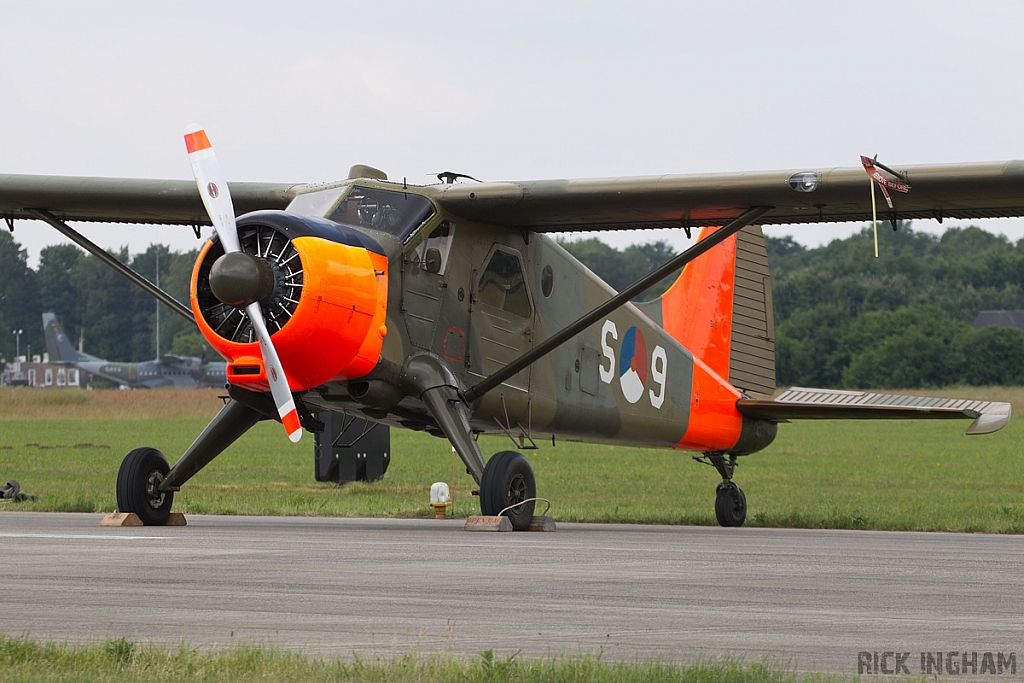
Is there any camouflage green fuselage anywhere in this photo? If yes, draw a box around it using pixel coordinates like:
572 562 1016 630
304 191 718 452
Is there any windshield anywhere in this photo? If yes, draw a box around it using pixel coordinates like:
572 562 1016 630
327 186 434 242
285 185 348 219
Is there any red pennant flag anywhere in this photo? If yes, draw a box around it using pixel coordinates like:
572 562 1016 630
861 156 910 210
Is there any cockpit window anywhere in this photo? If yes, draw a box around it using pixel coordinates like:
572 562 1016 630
327 186 434 242
285 185 348 219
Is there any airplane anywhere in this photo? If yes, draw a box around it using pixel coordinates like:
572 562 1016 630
43 312 227 389
1 134 1020 528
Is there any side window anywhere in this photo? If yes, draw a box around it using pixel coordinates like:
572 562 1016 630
413 220 455 274
478 249 532 318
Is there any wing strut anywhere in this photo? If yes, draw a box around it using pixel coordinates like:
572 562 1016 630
462 205 772 404
26 209 196 324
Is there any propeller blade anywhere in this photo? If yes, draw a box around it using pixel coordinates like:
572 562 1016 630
184 126 240 254
184 126 302 442
247 302 302 442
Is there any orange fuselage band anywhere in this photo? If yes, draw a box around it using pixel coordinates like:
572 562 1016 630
675 358 743 453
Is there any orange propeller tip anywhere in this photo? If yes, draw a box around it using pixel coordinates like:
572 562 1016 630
282 408 302 442
183 128 211 155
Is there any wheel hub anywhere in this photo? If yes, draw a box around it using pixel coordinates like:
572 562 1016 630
145 470 166 509
507 473 529 511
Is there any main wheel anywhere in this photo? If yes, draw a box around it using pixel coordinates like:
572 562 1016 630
480 451 536 531
715 482 746 527
116 447 173 526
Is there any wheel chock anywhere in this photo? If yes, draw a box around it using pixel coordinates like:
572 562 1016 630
165 513 187 526
100 512 187 527
100 512 143 527
463 515 556 532
528 515 556 532
464 515 513 532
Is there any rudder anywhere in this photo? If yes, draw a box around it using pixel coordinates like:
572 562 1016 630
641 225 775 396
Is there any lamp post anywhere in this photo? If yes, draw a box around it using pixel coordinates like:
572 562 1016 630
12 329 22 360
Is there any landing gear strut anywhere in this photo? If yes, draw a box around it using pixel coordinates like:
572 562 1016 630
695 451 747 527
115 398 266 525
403 354 539 531
480 451 536 531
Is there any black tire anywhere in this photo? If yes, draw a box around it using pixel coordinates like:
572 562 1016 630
715 483 746 527
116 447 173 526
480 450 536 531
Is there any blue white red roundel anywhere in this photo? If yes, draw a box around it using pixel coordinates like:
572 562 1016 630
618 326 647 403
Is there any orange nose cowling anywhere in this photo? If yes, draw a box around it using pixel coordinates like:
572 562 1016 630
191 235 388 392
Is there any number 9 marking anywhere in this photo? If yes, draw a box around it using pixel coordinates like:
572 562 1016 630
649 345 666 409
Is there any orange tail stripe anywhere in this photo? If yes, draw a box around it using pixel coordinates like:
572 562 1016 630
660 226 736 382
184 129 211 154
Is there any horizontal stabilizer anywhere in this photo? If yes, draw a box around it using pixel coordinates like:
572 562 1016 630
737 387 1011 435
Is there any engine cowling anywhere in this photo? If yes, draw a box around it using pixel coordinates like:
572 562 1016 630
190 211 389 392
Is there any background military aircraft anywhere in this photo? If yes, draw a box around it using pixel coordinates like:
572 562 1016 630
2 133 1019 528
43 312 226 389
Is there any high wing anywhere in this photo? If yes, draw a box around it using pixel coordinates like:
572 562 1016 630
0 175 301 225
430 160 1024 230
20 154 1016 530
3 160 1024 229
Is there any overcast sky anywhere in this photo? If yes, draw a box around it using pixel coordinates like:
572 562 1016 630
4 1 1024 267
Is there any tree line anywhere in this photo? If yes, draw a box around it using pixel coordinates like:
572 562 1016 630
2 225 1022 388
0 232 207 363
767 225 1024 388
564 225 1024 389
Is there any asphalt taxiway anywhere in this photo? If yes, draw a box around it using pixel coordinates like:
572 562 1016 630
0 512 1021 676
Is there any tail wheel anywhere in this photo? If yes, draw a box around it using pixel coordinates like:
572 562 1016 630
480 451 536 531
116 447 173 526
715 482 746 527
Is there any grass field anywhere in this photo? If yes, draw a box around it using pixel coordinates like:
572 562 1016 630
2 386 1024 532
0 635 843 683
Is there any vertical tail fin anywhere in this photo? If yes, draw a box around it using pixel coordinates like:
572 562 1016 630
43 313 92 363
640 225 776 396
